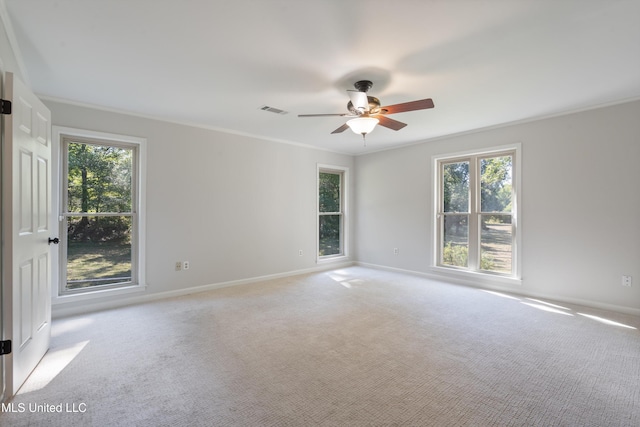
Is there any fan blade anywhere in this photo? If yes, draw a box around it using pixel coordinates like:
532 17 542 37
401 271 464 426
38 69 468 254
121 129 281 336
347 90 369 112
298 113 350 117
331 123 350 134
380 98 434 115
376 115 407 131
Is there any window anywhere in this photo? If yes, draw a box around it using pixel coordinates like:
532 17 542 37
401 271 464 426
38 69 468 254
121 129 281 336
57 129 146 296
435 146 519 277
318 165 348 259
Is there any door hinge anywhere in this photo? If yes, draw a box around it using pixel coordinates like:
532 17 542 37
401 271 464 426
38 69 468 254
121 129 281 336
0 99 12 115
0 340 11 355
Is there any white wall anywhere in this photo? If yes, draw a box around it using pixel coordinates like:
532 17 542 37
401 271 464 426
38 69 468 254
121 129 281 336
355 101 640 314
45 100 354 314
0 7 24 84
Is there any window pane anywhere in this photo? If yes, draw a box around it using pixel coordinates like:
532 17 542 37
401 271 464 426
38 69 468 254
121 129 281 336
442 214 468 267
480 214 512 274
319 214 341 256
319 172 341 213
68 142 133 213
443 161 469 212
480 156 512 213
66 215 132 290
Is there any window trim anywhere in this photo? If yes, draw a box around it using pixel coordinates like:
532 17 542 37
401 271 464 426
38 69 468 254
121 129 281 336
432 143 521 282
317 164 349 263
51 126 147 304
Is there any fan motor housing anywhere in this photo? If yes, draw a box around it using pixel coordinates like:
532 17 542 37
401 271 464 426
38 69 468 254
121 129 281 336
347 96 381 115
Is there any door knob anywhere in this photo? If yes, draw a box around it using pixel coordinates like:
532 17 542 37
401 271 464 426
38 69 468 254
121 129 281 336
48 237 60 245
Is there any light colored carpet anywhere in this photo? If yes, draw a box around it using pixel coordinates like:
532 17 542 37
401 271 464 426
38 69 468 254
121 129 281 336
2 266 639 426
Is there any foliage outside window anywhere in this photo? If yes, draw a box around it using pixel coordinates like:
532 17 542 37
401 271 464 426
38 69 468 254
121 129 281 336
438 150 517 276
318 167 346 258
62 137 139 294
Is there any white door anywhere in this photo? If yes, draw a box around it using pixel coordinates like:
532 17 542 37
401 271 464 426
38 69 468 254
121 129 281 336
1 72 52 397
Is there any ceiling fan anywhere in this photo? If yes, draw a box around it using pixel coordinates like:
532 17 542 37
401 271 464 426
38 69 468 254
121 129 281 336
298 80 434 140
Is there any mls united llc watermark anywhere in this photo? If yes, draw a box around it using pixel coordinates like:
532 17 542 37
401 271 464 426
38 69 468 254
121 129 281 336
2 402 87 413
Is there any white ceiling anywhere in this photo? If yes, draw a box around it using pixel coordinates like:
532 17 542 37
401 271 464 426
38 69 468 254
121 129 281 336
4 0 640 155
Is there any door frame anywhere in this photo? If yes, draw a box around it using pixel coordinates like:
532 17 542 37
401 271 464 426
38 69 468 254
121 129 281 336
0 60 6 404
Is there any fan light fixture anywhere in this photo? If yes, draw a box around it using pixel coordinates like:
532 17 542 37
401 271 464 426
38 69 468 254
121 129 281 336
347 117 379 136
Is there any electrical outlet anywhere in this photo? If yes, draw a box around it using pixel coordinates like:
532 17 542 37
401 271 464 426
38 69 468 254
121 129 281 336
622 275 632 287
175 261 182 271
393 248 399 255
183 261 190 270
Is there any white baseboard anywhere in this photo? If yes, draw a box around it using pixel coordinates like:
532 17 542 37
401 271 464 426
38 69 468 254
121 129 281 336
355 261 640 317
52 260 355 318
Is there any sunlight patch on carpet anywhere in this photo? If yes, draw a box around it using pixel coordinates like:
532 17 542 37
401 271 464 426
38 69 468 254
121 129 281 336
521 302 574 316
17 341 89 394
327 271 365 288
525 298 571 311
577 313 637 330
482 290 520 300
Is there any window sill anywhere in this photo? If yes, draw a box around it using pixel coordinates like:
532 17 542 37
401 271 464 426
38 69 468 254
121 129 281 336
52 283 147 306
429 266 522 287
317 255 350 264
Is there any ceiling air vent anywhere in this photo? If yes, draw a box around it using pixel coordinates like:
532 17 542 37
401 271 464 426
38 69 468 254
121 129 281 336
260 105 288 115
